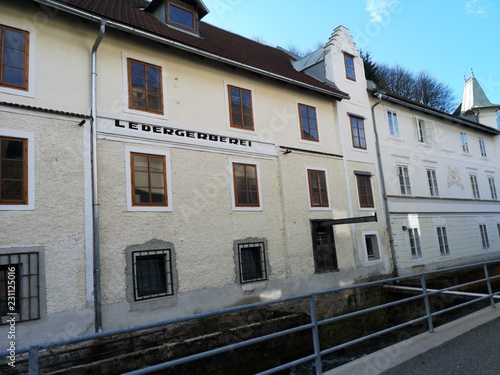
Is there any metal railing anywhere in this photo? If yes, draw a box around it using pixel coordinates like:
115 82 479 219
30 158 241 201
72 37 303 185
2 259 499 375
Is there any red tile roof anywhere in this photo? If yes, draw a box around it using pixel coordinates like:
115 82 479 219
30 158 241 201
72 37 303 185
52 0 348 99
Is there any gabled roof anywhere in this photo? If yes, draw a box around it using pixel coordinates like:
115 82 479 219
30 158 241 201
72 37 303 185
41 0 348 100
371 89 500 135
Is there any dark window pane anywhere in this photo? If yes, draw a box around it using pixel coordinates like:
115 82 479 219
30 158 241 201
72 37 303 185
4 48 24 67
3 66 24 86
5 29 25 49
1 180 23 200
130 61 144 77
137 255 166 296
170 4 194 29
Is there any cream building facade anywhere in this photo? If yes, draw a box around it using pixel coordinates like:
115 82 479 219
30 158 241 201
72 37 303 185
0 0 390 346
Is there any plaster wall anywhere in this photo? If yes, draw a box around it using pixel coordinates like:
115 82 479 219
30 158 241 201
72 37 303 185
373 101 500 201
391 213 500 274
95 29 342 156
0 110 92 346
0 3 93 114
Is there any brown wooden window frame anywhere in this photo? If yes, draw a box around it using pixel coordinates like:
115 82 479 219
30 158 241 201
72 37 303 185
233 163 260 207
0 24 29 91
166 1 198 33
127 58 164 115
350 115 367 149
343 53 356 81
307 169 329 208
356 173 374 208
228 85 254 130
0 137 28 205
131 152 168 207
298 103 319 142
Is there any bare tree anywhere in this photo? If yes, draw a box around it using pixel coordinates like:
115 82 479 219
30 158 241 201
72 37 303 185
375 63 457 113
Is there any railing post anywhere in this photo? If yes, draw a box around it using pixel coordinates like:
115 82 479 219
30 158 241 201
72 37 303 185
309 295 322 375
483 263 496 308
29 346 40 375
420 274 434 333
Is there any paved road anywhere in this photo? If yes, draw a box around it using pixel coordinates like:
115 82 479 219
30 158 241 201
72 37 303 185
326 307 500 375
380 316 500 375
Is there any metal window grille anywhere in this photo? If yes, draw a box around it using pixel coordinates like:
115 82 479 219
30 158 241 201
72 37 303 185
238 242 267 284
0 252 39 324
132 249 173 301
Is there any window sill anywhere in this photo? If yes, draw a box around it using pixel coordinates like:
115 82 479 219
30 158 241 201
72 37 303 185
387 136 404 143
461 153 473 158
417 142 432 149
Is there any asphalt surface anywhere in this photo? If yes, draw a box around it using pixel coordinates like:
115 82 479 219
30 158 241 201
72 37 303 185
380 316 500 375
326 307 500 375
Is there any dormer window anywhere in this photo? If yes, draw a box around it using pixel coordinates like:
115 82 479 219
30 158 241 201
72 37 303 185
167 1 198 32
146 0 208 36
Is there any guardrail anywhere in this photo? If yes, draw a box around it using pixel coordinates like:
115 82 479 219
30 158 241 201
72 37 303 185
2 259 499 375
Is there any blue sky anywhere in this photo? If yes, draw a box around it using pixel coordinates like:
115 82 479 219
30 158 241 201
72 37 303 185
201 0 500 109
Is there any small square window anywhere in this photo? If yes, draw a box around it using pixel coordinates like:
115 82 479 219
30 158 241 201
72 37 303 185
237 242 267 284
132 250 173 301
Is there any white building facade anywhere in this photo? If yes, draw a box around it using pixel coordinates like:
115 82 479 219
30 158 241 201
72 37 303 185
369 76 500 275
0 0 391 346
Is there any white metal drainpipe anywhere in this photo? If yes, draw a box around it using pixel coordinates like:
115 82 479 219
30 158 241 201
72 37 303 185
371 93 398 276
91 20 106 333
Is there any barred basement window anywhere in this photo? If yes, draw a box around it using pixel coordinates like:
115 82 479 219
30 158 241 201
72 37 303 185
237 242 267 284
0 252 39 324
132 249 173 301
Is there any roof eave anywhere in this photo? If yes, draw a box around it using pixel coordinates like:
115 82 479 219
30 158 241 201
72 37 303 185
35 0 348 100
371 90 500 135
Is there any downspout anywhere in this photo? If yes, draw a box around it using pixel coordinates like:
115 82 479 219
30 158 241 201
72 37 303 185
91 20 106 333
371 93 398 276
